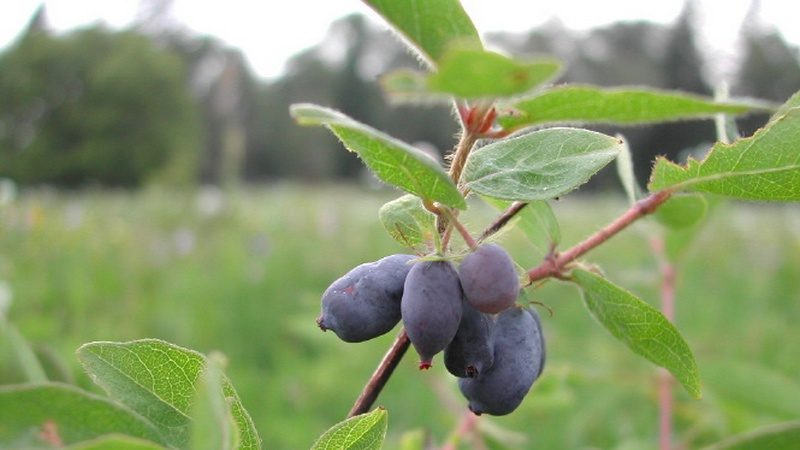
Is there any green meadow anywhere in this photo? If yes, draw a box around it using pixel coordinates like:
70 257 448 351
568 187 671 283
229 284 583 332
1 185 798 449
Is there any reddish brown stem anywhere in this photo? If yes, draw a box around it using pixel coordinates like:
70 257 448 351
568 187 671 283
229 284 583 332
441 410 482 450
652 236 676 450
347 330 410 417
527 190 673 282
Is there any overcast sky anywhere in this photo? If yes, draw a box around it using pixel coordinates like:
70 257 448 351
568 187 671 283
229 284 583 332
1 1 798 81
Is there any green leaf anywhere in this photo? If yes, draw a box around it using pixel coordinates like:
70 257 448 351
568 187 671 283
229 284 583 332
381 51 561 101
311 407 388 450
363 0 481 64
497 85 769 131
482 197 560 255
0 318 47 382
67 434 167 450
614 135 641 204
462 128 622 201
379 194 436 251
404 49 559 99
703 360 800 418
704 420 800 450
190 353 238 450
769 90 800 124
291 104 465 209
572 269 701 398
0 383 163 447
77 339 261 450
649 107 800 201
654 193 708 229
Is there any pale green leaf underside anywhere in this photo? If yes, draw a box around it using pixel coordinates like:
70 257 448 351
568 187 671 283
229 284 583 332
430 50 560 98
463 127 622 201
363 0 481 64
311 408 388 450
481 197 560 255
654 193 708 229
572 269 701 398
67 434 167 450
379 194 436 251
649 107 800 201
0 383 163 447
498 85 768 131
291 104 465 209
704 420 800 450
614 135 641 204
77 339 261 450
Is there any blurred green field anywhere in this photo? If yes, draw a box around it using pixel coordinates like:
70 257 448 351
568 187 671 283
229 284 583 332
1 185 799 449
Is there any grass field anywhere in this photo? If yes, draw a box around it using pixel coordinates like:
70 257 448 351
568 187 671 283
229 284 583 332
1 185 799 449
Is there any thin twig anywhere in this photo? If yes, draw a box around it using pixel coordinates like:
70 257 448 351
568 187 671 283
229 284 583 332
652 236 676 450
347 330 410 417
478 201 528 242
527 190 673 282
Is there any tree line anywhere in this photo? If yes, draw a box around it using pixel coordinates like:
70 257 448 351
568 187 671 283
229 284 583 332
0 4 798 188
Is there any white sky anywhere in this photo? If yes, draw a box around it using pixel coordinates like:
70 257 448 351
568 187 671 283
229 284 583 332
1 1 798 82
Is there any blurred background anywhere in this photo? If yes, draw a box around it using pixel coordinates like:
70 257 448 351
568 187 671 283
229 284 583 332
0 1 798 449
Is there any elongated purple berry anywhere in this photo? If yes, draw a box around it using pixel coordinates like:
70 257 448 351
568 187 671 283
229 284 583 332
458 306 545 416
444 298 495 378
458 243 519 314
401 260 463 369
318 254 415 342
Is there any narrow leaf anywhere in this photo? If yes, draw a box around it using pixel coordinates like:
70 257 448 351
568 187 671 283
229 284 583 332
291 104 465 209
704 420 800 450
0 318 47 382
363 0 481 64
427 50 560 99
77 339 261 450
654 193 708 229
311 408 388 450
463 128 622 201
572 269 701 398
189 353 238 450
482 197 560 255
379 194 436 251
0 383 163 447
614 135 641 204
497 85 770 131
649 108 800 201
67 434 167 450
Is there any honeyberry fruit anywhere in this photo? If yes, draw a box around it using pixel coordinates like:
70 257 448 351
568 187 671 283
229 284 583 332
458 306 545 416
458 243 519 314
317 254 415 343
444 298 495 378
401 260 463 369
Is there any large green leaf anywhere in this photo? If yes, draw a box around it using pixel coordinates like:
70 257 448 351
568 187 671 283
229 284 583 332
482 197 560 255
572 269 701 398
497 85 768 131
68 434 167 450
0 383 163 447
382 49 560 100
189 353 238 450
704 421 800 450
363 0 481 64
379 194 436 251
462 128 622 201
649 107 800 201
77 339 261 450
291 104 465 209
311 408 388 450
